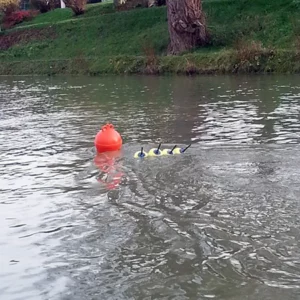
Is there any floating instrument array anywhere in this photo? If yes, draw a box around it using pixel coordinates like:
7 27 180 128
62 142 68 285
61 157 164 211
93 123 192 159
134 143 191 158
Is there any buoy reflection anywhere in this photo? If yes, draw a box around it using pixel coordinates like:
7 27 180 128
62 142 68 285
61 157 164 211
94 150 124 190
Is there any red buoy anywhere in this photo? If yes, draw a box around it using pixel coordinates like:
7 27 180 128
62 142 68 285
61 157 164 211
94 123 122 153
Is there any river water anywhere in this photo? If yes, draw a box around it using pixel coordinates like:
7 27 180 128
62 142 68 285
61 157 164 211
1 75 300 300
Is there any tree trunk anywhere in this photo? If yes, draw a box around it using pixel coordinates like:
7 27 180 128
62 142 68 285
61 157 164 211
166 0 208 55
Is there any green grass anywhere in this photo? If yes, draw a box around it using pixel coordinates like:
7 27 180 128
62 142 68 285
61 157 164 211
1 0 300 75
21 8 74 26
204 0 300 49
2 4 169 60
14 2 115 28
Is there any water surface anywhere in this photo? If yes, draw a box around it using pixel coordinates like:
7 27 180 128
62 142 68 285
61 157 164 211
1 75 300 300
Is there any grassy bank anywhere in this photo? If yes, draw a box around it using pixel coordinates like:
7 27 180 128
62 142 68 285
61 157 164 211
1 0 300 75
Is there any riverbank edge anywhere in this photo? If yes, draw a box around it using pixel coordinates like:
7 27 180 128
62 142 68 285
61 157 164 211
1 49 300 76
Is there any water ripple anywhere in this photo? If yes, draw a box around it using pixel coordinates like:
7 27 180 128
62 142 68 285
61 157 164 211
1 75 300 300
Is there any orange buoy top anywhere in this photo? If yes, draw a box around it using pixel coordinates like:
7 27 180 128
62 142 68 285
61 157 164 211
94 123 122 153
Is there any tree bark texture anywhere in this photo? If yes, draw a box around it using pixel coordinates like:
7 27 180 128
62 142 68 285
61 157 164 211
166 0 208 55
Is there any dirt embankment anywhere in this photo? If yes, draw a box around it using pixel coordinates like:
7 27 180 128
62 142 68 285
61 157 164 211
0 27 56 50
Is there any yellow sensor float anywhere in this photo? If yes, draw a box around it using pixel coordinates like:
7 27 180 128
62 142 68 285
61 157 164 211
147 143 162 157
161 145 177 156
134 147 148 158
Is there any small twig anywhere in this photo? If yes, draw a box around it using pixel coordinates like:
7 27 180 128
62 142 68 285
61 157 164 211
182 144 191 153
170 145 177 154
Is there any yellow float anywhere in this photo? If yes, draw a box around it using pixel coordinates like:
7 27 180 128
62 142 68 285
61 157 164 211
161 145 177 156
134 147 148 158
147 143 162 157
173 144 191 154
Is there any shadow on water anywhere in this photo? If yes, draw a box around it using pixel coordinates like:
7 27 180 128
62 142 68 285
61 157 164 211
1 75 300 300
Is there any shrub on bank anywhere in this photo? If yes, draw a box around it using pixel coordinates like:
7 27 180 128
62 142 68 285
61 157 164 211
63 0 87 15
2 9 38 28
30 0 60 13
0 0 20 16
